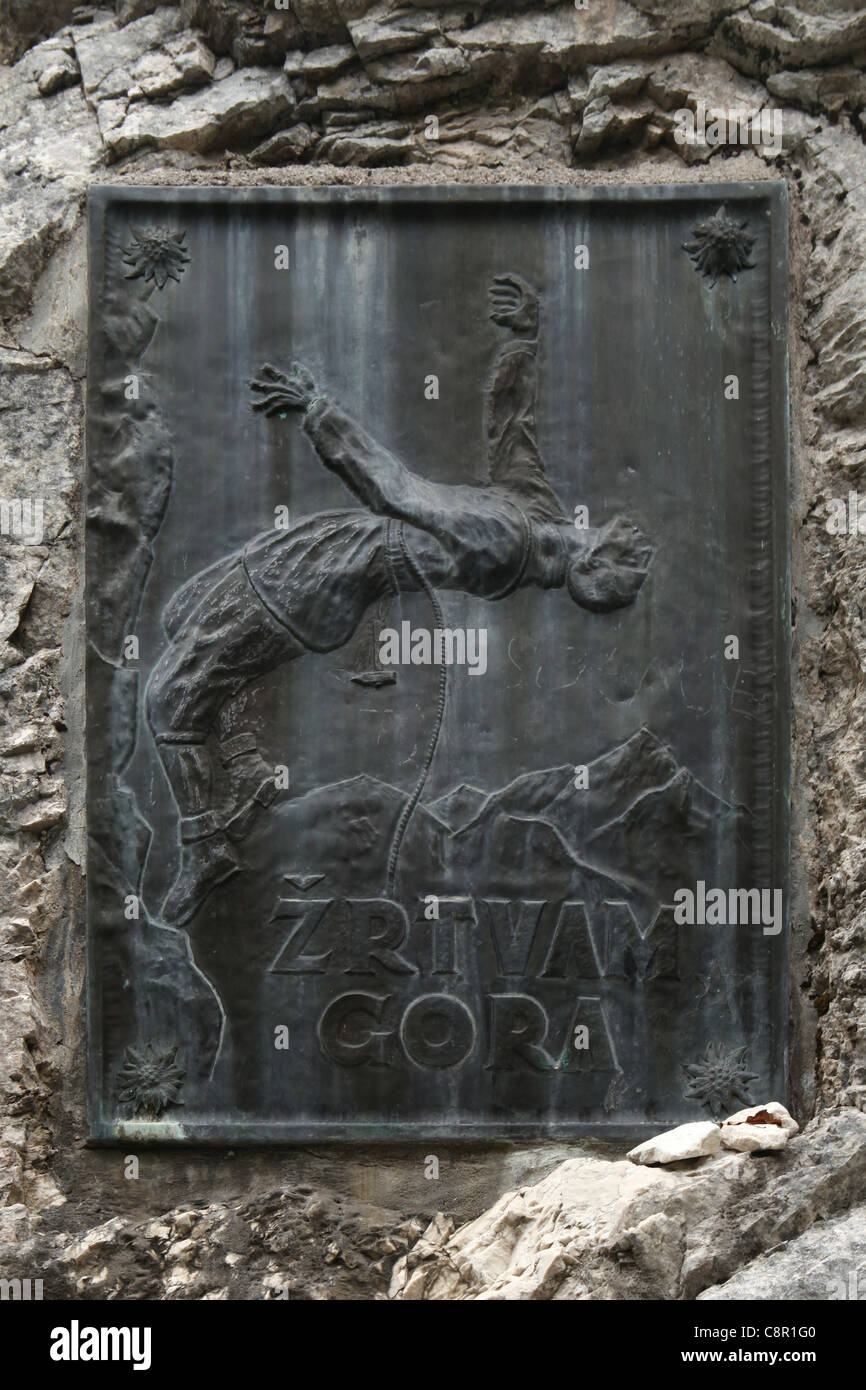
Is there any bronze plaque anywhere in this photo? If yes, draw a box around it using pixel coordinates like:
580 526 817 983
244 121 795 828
86 185 789 1141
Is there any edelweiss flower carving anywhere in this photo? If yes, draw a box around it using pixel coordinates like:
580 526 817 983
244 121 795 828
122 226 190 289
683 205 755 285
683 1041 758 1118
118 1044 185 1117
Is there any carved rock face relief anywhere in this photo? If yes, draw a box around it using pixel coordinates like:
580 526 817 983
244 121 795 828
86 186 789 1141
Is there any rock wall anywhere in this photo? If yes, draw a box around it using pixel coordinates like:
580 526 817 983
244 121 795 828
1 0 864 1299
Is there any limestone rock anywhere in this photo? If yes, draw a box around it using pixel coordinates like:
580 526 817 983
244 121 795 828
4 34 83 100
718 1101 799 1153
125 32 216 102
249 123 318 165
117 0 169 22
680 1108 866 1297
629 0 751 29
0 0 81 63
261 12 305 57
291 0 350 47
393 98 569 169
711 7 866 77
724 1101 799 1133
628 1121 722 1165
574 96 655 156
721 1124 789 1152
311 66 419 115
17 213 100 375
566 52 773 161
392 1109 866 1300
585 60 651 106
0 61 102 190
0 349 79 666
73 7 184 101
99 66 294 158
767 66 866 115
334 0 380 18
698 1205 866 1299
347 2 445 60
809 274 866 428
177 0 303 64
458 1 667 70
390 1153 695 1300
0 1186 423 1300
355 45 487 107
644 52 767 116
316 129 421 166
35 61 79 96
283 44 358 82
0 955 53 1119
800 131 866 431
180 0 261 57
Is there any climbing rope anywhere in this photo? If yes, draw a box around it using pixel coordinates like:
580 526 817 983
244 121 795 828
384 527 448 898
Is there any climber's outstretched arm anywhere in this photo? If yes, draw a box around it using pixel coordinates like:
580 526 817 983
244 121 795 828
250 361 476 537
485 275 566 521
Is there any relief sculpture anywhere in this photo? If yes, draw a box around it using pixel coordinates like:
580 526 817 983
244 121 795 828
145 274 653 926
85 187 789 1140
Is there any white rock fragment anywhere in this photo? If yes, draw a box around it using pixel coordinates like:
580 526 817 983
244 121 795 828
720 1102 799 1152
628 1121 721 1166
720 1125 788 1152
724 1101 798 1134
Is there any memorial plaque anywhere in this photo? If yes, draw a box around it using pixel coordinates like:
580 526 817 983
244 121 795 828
86 184 789 1141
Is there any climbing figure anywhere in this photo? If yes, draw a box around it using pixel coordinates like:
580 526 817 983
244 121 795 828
145 275 653 925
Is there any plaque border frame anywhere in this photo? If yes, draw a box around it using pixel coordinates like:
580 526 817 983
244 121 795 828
85 182 790 1144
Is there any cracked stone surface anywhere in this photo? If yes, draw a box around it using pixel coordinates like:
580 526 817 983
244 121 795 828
1 0 865 1299
389 1110 866 1300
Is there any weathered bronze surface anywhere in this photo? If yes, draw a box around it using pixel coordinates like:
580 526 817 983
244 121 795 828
86 184 789 1141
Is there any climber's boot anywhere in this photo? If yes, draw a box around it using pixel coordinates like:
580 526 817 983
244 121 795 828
220 732 283 842
161 812 240 926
